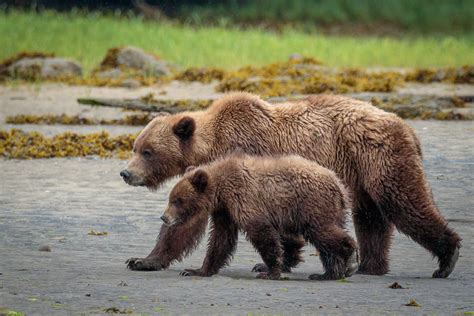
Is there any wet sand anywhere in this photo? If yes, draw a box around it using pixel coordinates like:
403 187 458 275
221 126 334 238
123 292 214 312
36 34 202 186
0 84 473 315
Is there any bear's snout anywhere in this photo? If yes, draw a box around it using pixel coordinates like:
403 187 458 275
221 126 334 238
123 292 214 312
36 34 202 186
120 169 146 186
120 170 131 182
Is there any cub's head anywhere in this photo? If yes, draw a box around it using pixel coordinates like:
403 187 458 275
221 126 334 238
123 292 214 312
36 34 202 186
161 168 212 226
120 114 197 190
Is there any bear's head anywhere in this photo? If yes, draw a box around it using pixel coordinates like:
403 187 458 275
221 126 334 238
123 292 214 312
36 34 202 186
161 168 212 226
120 114 197 190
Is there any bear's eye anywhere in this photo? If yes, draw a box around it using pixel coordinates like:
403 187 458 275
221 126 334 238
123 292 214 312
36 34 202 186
142 149 152 159
172 197 183 206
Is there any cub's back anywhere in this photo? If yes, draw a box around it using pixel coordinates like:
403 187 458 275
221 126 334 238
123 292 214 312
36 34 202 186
243 155 348 207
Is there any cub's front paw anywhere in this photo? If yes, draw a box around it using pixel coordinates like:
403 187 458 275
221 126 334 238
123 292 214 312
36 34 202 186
179 268 211 277
125 257 163 271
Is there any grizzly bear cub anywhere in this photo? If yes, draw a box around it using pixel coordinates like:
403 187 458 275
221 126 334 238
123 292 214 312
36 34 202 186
160 154 358 280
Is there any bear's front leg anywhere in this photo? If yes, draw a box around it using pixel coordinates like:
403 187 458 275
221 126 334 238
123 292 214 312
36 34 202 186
126 212 209 271
180 209 238 278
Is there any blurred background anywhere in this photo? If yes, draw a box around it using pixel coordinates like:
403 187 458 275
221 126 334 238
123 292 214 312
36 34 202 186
1 0 473 71
3 0 474 35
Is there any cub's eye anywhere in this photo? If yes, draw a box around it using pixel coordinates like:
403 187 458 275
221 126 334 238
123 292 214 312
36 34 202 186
142 149 152 159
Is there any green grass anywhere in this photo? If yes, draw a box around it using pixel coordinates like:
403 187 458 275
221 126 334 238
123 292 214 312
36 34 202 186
1 10 473 73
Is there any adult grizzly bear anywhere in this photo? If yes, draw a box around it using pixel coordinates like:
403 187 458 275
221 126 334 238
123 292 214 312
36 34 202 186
121 93 461 278
160 154 358 280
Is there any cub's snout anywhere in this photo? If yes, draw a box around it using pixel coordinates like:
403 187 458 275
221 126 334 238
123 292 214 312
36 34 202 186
160 215 169 224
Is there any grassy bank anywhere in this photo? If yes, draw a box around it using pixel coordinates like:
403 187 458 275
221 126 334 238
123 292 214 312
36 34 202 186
1 10 473 72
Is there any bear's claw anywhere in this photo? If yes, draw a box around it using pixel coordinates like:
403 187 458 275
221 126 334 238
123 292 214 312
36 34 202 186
180 268 209 277
179 270 194 277
345 250 359 277
126 257 163 271
252 263 268 273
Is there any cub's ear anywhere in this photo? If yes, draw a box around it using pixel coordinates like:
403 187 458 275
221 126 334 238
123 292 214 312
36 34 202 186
185 165 196 173
190 169 208 193
173 116 195 141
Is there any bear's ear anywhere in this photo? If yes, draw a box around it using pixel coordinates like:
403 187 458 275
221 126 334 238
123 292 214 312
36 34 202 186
190 169 209 193
173 116 195 141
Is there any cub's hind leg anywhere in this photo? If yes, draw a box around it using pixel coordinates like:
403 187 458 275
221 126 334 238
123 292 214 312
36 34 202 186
252 234 304 273
247 223 284 280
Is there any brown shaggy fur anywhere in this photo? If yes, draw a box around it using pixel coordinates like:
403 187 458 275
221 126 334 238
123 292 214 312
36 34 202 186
123 92 461 278
161 155 357 280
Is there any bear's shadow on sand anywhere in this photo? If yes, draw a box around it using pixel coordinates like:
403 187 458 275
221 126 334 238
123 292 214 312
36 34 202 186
159 268 449 282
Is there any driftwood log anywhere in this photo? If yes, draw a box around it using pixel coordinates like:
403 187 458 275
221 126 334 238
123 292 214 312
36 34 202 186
78 93 473 120
77 98 213 114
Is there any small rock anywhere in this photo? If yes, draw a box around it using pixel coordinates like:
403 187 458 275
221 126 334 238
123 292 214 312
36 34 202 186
117 281 128 287
88 229 108 236
38 245 51 252
98 46 171 77
405 299 421 307
8 57 82 80
85 293 91 297
117 46 170 76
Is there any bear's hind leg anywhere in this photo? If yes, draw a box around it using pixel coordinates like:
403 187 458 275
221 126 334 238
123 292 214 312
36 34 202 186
247 224 284 280
307 225 358 280
365 149 462 278
353 191 394 275
281 234 305 271
381 189 461 278
252 234 304 273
